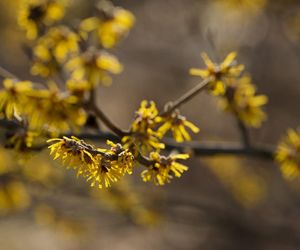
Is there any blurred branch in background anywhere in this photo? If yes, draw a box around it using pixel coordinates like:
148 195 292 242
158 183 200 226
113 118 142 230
0 119 274 159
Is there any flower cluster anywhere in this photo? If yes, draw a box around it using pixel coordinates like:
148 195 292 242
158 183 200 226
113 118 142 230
122 100 164 154
190 52 267 128
220 76 268 127
190 52 244 95
66 47 123 86
157 110 200 142
123 100 199 154
31 25 79 77
80 0 135 48
28 85 87 133
141 152 189 186
48 136 134 188
276 129 300 179
120 100 197 185
0 78 33 119
0 79 87 134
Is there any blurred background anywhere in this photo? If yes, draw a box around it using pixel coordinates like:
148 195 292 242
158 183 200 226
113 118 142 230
0 0 300 249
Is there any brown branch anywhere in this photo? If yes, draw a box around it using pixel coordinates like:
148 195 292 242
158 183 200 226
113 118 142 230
0 66 18 79
27 134 275 160
87 103 129 138
236 118 251 147
162 138 274 159
136 152 155 166
0 119 274 159
161 78 210 116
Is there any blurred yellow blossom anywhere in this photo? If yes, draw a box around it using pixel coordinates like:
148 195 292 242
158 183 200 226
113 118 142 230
27 83 87 133
31 26 79 77
6 129 38 151
276 129 300 180
284 9 300 43
214 0 267 13
34 203 85 236
22 154 62 186
0 78 33 119
90 177 160 226
205 156 266 208
220 76 268 127
80 1 135 48
67 48 123 86
18 0 67 40
0 181 31 214
0 79 86 133
0 148 13 175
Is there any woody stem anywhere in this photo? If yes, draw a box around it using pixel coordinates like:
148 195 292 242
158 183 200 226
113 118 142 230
161 78 211 116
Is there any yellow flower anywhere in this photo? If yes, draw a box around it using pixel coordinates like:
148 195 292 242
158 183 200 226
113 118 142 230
131 100 160 132
26 83 87 133
141 152 189 185
80 2 135 48
122 100 164 154
190 52 244 95
158 110 199 142
48 137 135 188
220 76 268 127
6 128 38 151
31 26 79 77
0 78 33 119
104 140 135 175
18 0 66 40
1 79 86 133
85 158 124 189
48 136 97 171
276 129 300 180
66 48 123 86
0 181 30 214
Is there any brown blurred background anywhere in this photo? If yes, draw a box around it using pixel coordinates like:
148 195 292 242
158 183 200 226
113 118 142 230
0 0 300 249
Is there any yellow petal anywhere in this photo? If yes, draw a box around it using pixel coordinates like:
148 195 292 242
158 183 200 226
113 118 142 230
201 53 215 69
189 68 210 78
183 120 200 133
221 51 237 68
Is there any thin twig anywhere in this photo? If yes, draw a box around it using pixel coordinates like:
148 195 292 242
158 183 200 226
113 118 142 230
0 66 18 79
136 153 154 166
88 103 129 137
236 118 250 147
163 138 274 159
0 119 274 159
161 78 210 116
